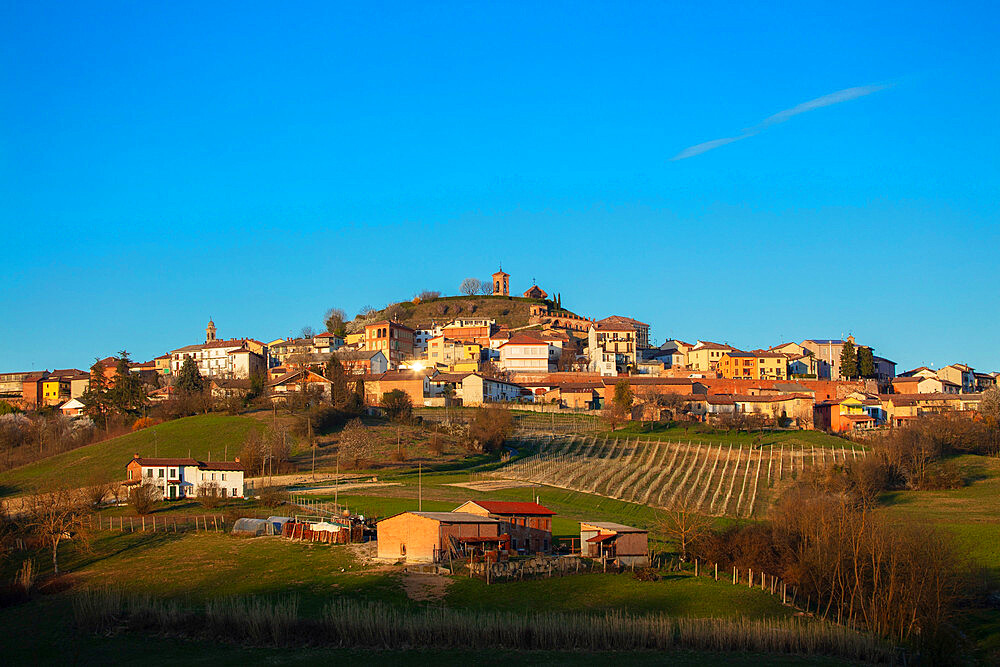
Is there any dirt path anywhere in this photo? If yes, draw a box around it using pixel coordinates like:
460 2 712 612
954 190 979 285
400 572 453 602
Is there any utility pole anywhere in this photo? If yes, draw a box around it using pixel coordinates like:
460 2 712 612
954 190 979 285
418 462 422 511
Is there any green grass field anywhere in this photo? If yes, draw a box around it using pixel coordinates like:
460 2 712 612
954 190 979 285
881 455 1000 571
0 415 263 497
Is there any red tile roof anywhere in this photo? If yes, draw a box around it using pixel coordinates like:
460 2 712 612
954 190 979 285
500 334 550 347
467 501 555 516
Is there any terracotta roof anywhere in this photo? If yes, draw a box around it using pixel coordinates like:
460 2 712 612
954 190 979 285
500 334 550 347
598 315 649 328
369 370 427 382
365 320 415 332
134 457 199 467
600 377 696 386
131 456 244 471
691 341 731 351
171 339 262 354
268 369 331 386
462 501 555 516
593 320 636 332
430 373 473 383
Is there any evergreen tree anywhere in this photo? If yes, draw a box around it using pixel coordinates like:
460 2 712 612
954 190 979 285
175 357 205 395
325 355 349 406
110 350 146 416
247 371 265 402
858 347 876 378
81 358 112 429
840 340 858 379
612 380 634 413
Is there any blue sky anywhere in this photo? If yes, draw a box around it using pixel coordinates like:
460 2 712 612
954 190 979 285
2 2 998 373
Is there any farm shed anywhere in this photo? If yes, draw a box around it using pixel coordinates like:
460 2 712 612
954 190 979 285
231 518 275 536
580 521 649 567
376 511 508 564
453 500 555 553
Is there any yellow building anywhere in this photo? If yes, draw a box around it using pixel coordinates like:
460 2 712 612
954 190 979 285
41 378 70 406
345 332 365 347
686 341 734 372
427 336 482 371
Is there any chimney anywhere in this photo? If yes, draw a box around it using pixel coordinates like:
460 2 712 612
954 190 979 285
234 457 240 463
134 453 140 459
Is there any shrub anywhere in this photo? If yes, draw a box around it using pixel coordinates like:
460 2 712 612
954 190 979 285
197 482 223 509
380 390 413 422
468 407 513 454
131 417 162 432
129 483 158 515
258 486 289 508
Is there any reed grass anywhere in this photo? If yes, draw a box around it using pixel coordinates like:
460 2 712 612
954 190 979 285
72 588 896 662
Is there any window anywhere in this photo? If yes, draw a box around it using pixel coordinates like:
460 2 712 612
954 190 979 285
211 473 216 481
146 469 153 478
221 473 226 481
158 469 164 478
169 468 176 478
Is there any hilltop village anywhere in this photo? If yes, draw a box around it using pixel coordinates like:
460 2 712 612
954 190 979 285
0 270 998 432
3 268 995 434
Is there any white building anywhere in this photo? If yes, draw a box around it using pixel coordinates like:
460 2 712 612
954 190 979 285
498 335 553 373
125 455 245 500
169 321 267 379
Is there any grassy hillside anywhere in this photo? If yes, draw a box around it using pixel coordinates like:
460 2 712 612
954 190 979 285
356 294 552 330
881 455 1000 571
0 414 262 497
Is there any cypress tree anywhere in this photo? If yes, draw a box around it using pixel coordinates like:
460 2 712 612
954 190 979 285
840 340 858 379
858 347 876 378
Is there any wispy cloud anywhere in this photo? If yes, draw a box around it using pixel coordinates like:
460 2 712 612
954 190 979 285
671 83 890 161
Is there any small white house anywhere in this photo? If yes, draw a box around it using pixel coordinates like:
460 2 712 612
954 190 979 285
125 455 245 501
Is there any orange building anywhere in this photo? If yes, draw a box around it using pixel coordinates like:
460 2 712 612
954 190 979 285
376 511 507 563
363 370 429 407
364 320 415 369
717 351 788 381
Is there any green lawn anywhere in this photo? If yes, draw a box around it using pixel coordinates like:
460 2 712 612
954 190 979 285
0 414 263 497
881 455 1000 571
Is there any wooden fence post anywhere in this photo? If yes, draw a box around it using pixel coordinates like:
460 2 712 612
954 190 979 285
141 516 145 531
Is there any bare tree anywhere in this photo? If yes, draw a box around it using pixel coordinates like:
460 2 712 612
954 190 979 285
25 487 91 575
301 326 316 338
657 499 711 561
417 290 441 300
478 279 494 295
85 474 112 509
338 418 377 468
459 278 481 296
324 307 347 334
